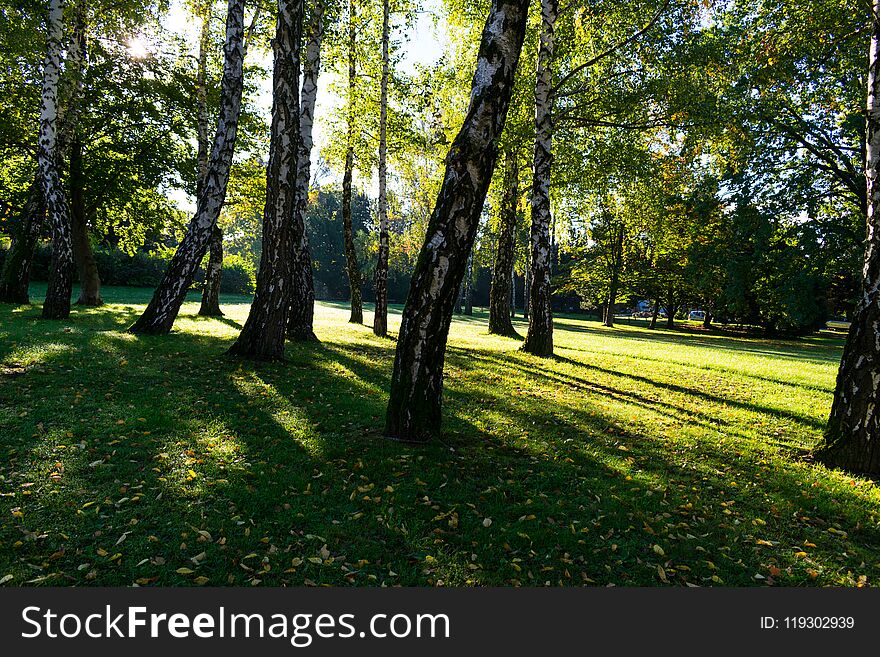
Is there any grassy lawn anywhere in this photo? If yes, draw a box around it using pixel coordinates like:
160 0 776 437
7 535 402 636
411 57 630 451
1 285 877 587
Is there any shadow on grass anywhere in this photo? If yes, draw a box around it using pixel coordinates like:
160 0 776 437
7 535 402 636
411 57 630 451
0 299 875 588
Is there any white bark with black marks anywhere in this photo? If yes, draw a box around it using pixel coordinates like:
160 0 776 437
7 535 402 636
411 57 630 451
40 0 75 320
288 0 325 342
228 0 303 360
196 11 225 318
342 0 363 324
129 0 247 334
522 0 557 356
819 0 880 473
373 0 391 337
385 0 532 441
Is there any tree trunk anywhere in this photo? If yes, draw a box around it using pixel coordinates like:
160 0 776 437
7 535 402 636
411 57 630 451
69 138 102 305
373 0 391 337
702 310 712 329
649 298 659 329
523 254 530 320
603 221 624 328
342 0 363 325
522 0 557 356
228 0 303 360
510 275 516 318
287 1 324 342
489 150 519 336
196 12 224 318
818 0 880 474
39 0 75 320
129 0 247 335
199 225 224 316
666 297 676 329
0 177 44 304
384 0 531 441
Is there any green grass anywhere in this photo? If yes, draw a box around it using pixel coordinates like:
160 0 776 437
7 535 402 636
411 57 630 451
0 284 877 587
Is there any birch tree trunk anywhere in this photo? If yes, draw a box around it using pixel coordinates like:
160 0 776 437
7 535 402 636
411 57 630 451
818 0 880 474
385 0 531 441
373 0 391 337
342 0 363 324
228 0 303 360
129 0 247 335
61 1 101 307
0 177 44 304
489 151 520 336
197 11 224 317
522 0 557 356
287 0 325 342
40 0 75 320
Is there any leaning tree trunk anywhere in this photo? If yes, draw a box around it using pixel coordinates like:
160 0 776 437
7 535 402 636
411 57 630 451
522 0 557 356
196 11 224 318
342 0 363 324
373 0 391 337
70 138 102 305
489 151 520 336
0 177 44 304
818 0 880 474
287 0 325 342
39 0 75 320
129 0 246 335
385 0 531 441
228 0 303 360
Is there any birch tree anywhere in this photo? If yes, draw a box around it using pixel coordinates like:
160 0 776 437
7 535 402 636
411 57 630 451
129 0 248 335
342 0 363 324
373 0 391 337
228 0 303 360
287 0 326 342
197 6 223 317
39 0 75 320
385 0 531 442
521 0 557 356
817 0 880 474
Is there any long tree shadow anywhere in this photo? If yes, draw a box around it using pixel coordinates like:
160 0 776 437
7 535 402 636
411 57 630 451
0 301 876 588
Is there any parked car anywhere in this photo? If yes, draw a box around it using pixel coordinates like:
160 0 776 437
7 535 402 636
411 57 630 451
688 310 706 321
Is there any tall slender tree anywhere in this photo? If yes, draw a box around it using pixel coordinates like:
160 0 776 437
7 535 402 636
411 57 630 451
385 0 531 441
66 1 101 306
341 0 363 324
287 0 326 342
488 150 520 336
817 0 880 474
522 0 557 356
39 0 75 319
373 0 391 337
228 0 303 360
129 0 247 335
197 7 223 317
